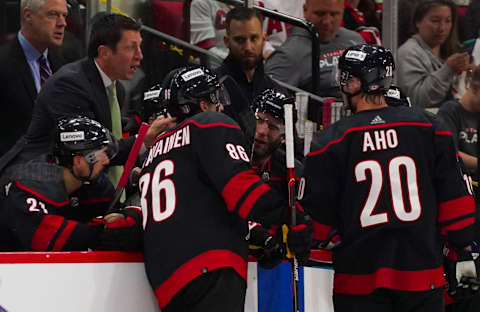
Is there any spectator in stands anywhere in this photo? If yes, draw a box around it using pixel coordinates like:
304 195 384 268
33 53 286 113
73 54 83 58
189 0 302 65
216 6 284 154
397 0 472 108
0 0 67 157
437 64 480 179
264 0 364 100
343 0 382 44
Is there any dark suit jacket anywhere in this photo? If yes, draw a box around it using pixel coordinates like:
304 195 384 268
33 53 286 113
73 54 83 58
0 37 64 156
16 57 133 166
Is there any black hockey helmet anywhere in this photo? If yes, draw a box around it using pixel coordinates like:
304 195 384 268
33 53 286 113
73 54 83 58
161 66 223 120
252 89 297 124
53 116 117 167
385 85 411 107
338 44 395 94
142 83 167 121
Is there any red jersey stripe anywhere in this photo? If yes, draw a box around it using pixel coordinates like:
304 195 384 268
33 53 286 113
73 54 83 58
31 215 64 250
334 266 446 294
197 39 216 50
308 122 433 157
438 196 475 223
16 181 69 207
440 217 475 235
238 184 270 220
153 250 247 308
52 221 78 251
222 170 263 212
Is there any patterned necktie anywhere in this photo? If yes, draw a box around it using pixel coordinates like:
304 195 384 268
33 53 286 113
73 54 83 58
106 83 125 202
38 55 52 86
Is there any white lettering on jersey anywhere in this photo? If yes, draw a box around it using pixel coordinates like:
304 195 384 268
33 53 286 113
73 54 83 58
143 125 191 167
362 129 398 152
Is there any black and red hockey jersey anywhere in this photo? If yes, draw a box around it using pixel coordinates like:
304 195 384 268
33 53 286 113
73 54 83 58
140 112 284 308
300 106 475 295
0 162 114 251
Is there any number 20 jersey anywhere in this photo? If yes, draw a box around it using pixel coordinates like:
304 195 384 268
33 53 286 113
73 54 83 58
300 106 475 295
140 112 283 308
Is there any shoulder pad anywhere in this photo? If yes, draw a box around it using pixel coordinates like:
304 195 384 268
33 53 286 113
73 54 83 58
12 179 69 207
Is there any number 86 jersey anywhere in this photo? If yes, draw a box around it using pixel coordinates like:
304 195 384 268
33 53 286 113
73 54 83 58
299 106 476 295
139 112 284 308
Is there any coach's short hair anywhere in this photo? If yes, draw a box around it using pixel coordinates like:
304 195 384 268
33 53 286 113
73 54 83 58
226 7 263 34
88 13 141 58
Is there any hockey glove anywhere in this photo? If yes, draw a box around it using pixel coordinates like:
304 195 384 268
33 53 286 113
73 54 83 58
286 212 313 264
445 244 480 301
96 207 143 251
247 222 283 269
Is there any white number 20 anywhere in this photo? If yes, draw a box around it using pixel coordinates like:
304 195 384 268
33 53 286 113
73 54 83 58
139 160 177 229
356 156 421 228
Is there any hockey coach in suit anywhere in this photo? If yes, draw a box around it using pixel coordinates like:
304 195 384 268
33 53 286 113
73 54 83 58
0 0 67 157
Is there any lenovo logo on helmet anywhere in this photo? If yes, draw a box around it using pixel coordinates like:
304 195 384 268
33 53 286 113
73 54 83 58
181 68 204 82
60 131 85 142
144 89 161 100
345 50 367 61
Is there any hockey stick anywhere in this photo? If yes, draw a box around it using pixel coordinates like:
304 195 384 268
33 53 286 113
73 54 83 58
106 122 149 213
284 103 301 312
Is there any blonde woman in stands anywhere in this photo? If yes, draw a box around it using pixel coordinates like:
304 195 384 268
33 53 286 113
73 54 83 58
397 0 472 108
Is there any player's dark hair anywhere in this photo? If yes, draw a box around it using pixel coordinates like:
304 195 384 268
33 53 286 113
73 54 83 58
412 0 458 59
226 7 263 34
362 93 385 106
88 13 141 58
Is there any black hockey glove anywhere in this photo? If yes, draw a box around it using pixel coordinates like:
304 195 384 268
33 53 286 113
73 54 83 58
286 212 313 264
96 207 143 251
445 244 480 301
247 222 283 269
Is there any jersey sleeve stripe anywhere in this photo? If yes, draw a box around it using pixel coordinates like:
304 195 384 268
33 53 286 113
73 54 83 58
333 266 446 294
238 184 270 220
313 220 332 241
16 181 70 207
308 122 433 157
438 196 475 223
222 170 263 212
52 221 78 251
196 39 217 50
80 197 113 205
30 215 64 250
153 250 247 308
440 217 475 235
435 131 452 136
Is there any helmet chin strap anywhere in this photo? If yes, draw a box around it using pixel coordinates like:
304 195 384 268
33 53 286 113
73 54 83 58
70 162 95 183
341 86 361 113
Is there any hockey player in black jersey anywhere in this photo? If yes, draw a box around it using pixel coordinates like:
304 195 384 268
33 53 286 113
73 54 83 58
299 44 476 312
139 66 312 312
0 116 142 251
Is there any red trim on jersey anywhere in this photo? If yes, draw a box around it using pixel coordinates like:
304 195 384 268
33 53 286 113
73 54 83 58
197 39 216 50
222 170 263 212
31 215 64 250
308 122 434 156
238 184 270 220
310 249 332 263
155 120 241 144
333 266 446 294
153 250 247 308
438 196 475 223
435 131 452 136
52 221 78 251
444 289 454 305
440 217 475 235
80 197 113 205
16 181 70 207
312 220 332 241
0 251 144 263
